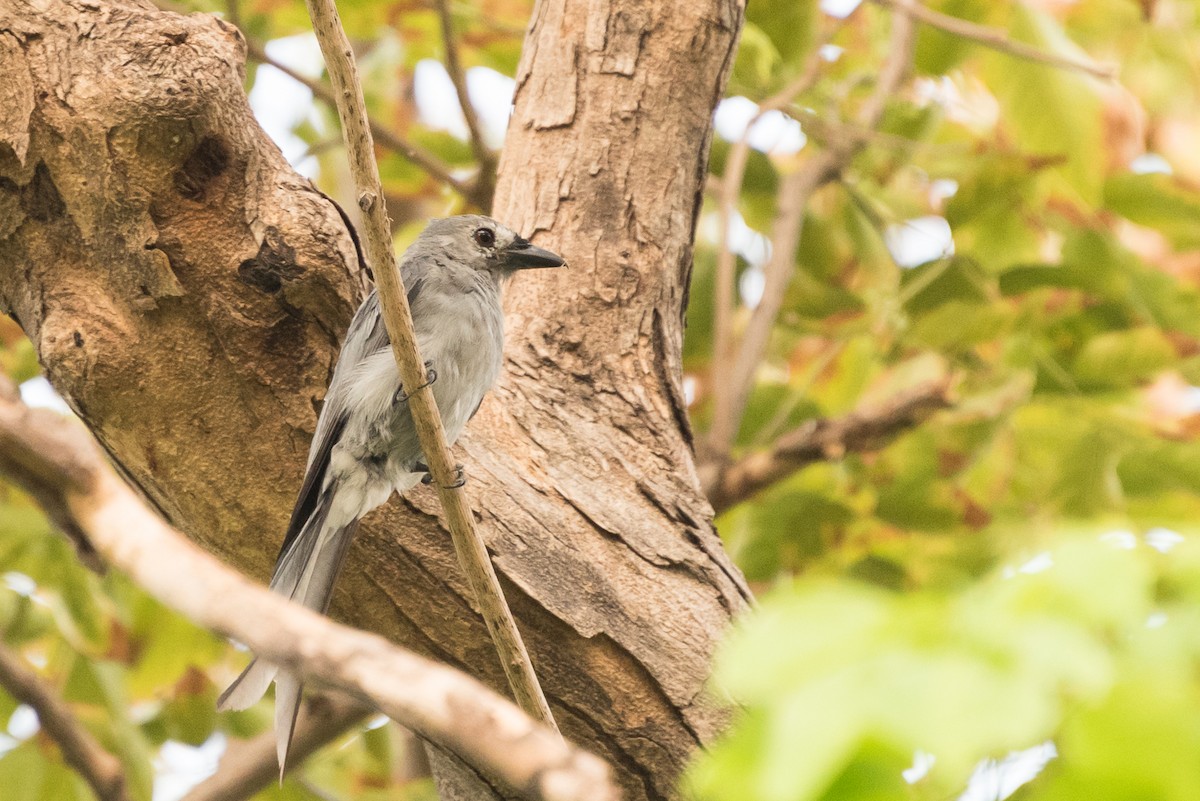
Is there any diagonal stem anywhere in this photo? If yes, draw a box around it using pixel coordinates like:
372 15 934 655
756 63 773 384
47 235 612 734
0 643 128 801
709 50 829 460
240 38 476 200
873 0 1117 79
302 0 557 731
434 0 497 205
709 8 919 460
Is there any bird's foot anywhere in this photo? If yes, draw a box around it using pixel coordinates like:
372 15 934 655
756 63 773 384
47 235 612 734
394 361 437 403
416 462 465 488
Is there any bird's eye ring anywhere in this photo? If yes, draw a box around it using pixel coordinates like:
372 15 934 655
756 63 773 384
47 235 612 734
473 228 496 248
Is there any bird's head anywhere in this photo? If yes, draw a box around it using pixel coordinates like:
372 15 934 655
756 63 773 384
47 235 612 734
417 214 565 277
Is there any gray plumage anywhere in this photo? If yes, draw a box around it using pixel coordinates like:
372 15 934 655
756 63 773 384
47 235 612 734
217 215 563 772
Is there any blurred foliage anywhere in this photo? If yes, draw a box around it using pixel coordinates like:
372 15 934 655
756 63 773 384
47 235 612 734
0 473 433 800
5 0 1200 799
688 534 1200 801
686 0 1200 799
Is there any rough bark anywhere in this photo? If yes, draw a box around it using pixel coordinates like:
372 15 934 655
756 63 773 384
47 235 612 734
0 1 748 798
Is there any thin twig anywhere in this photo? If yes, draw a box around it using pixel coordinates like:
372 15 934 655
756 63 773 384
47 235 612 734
704 382 952 514
150 0 475 198
708 9 919 460
301 0 558 730
0 377 614 801
182 695 369 801
434 0 496 205
709 49 829 459
240 39 476 200
0 643 128 801
873 0 1117 79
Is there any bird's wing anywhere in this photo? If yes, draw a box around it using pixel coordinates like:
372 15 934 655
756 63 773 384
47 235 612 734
273 295 377 566
274 262 429 568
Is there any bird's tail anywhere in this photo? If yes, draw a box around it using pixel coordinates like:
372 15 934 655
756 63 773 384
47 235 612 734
217 486 359 774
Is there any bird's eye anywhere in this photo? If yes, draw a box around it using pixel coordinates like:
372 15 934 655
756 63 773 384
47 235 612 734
473 228 496 248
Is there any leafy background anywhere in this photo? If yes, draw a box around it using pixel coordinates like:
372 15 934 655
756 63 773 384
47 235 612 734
5 0 1200 799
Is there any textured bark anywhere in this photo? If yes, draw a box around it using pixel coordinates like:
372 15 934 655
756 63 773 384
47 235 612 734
0 0 748 798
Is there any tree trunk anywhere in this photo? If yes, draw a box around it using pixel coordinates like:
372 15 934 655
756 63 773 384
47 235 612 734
0 1 748 798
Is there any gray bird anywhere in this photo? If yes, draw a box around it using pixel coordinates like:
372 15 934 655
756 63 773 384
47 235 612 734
217 214 564 771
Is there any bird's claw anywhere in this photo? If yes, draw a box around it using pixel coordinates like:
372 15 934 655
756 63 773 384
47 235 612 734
415 462 465 488
394 361 437 404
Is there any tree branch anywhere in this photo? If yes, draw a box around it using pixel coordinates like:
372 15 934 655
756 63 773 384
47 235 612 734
301 0 557 730
240 38 477 201
151 0 478 201
873 0 1118 80
704 382 952 514
708 8 919 459
434 0 497 205
708 44 830 460
0 377 613 801
0 642 128 801
181 695 369 801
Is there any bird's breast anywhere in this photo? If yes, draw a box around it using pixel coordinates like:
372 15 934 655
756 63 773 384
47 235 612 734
340 289 504 471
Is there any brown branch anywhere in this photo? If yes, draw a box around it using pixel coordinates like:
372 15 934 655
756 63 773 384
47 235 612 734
302 0 558 731
708 45 830 459
708 9 918 460
0 643 128 801
181 695 369 801
0 377 613 801
873 0 1117 80
705 382 951 514
434 0 497 205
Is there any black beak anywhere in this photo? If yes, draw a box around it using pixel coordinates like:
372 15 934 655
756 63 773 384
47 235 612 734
507 236 565 269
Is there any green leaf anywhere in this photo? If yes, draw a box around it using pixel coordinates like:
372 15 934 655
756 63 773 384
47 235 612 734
0 741 45 801
942 156 1042 271
124 594 224 697
730 22 782 93
1072 327 1176 389
913 0 995 75
1105 172 1200 250
901 257 993 315
739 0 818 89
982 5 1105 205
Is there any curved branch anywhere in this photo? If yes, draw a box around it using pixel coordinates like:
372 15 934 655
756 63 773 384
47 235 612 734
873 0 1117 79
302 0 557 729
0 377 614 801
434 0 496 204
704 383 951 514
709 15 855 459
709 53 827 459
712 9 919 458
0 643 128 801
